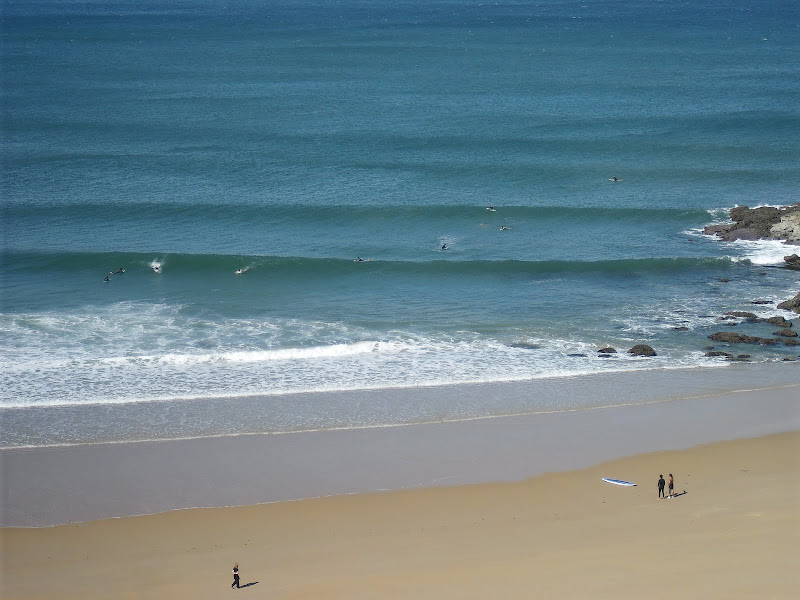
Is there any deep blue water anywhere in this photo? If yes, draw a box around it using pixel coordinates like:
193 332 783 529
2 0 799 446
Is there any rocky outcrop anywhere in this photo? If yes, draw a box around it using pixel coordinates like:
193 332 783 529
775 329 798 338
705 351 733 358
772 212 800 242
723 311 758 321
703 204 800 244
784 254 800 270
765 316 793 328
628 344 656 357
777 292 800 314
597 347 617 354
708 332 777 345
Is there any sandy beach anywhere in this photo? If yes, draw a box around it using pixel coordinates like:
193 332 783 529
2 430 798 599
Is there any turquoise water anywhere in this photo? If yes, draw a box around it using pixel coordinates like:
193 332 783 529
2 0 799 447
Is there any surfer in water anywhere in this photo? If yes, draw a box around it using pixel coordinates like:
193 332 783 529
116 268 125 274
441 243 448 250
104 275 110 282
500 226 508 231
152 265 161 273
610 176 619 182
356 257 364 262
235 268 244 274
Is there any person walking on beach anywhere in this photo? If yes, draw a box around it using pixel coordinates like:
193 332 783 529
231 563 240 589
668 474 674 498
658 474 666 499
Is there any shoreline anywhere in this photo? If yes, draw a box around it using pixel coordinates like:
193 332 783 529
2 362 798 449
2 365 798 527
3 431 798 599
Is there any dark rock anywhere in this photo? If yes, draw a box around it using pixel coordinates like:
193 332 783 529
785 254 800 269
750 300 773 305
673 326 689 331
709 332 751 343
628 344 656 357
765 316 792 328
567 353 588 357
705 351 733 358
724 311 759 321
729 206 783 235
775 329 798 337
717 278 731 283
780 338 800 346
736 354 751 359
707 332 775 345
597 347 617 354
777 292 800 314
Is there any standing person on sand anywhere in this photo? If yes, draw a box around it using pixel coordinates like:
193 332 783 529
658 474 666 499
668 474 674 498
231 563 240 589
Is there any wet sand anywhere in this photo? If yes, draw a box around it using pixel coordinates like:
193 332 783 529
2 374 799 526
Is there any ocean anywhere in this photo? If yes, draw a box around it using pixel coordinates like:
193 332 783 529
2 0 799 449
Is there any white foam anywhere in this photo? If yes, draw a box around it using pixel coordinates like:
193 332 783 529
155 341 383 365
728 239 796 266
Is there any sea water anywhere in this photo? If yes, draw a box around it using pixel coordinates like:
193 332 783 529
2 0 799 448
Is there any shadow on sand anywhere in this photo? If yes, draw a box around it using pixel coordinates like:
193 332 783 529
663 491 688 499
239 581 258 589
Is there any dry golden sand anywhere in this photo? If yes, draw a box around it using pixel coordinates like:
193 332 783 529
2 431 798 599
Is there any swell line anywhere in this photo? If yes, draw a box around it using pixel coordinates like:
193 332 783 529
4 201 713 224
3 250 735 277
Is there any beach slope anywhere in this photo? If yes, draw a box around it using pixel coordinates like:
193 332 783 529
2 432 798 599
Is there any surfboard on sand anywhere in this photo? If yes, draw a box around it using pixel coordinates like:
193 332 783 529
601 477 636 486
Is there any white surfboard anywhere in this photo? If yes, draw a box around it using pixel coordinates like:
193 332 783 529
601 477 636 486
